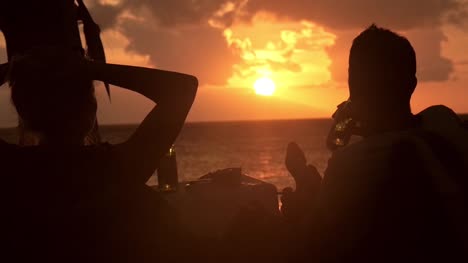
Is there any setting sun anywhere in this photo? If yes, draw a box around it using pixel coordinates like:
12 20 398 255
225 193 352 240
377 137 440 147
254 77 276 96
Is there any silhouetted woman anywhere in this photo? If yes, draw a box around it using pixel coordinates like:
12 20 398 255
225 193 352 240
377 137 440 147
0 49 198 262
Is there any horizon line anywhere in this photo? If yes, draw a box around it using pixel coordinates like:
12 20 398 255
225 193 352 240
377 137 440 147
1 113 467 130
0 117 332 130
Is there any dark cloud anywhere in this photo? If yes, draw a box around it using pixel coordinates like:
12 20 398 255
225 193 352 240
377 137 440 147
90 0 231 28
121 20 240 85
87 2 121 29
445 2 468 27
87 0 467 84
244 0 467 30
132 0 225 26
90 0 467 30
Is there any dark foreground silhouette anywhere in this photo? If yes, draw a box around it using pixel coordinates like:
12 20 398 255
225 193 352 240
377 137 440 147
284 25 468 262
0 2 198 262
1 59 198 262
1 2 467 262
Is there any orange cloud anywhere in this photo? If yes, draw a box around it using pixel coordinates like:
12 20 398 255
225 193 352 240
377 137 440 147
222 13 336 94
97 0 121 6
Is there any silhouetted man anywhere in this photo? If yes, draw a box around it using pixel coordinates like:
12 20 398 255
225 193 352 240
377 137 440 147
315 25 468 262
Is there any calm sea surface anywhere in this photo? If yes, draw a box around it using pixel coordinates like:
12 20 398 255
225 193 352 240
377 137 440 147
1 119 333 191
102 119 333 191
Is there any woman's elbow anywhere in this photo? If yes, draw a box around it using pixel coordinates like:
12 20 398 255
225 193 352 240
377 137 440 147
189 75 198 92
186 75 198 100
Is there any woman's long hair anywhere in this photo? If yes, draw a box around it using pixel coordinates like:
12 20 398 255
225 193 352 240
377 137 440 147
1 0 109 145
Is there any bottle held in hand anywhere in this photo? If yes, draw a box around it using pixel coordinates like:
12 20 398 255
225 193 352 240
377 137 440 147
326 100 357 151
157 145 179 192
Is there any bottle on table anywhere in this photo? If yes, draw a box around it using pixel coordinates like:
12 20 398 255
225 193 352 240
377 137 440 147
157 145 179 192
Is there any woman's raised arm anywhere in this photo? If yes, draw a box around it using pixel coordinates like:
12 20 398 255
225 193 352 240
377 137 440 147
88 62 198 183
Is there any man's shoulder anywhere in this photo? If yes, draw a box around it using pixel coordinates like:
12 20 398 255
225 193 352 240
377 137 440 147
325 104 466 183
330 131 418 164
325 130 429 183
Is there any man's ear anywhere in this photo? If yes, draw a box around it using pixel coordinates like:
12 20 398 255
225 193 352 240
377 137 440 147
0 63 9 85
409 76 417 96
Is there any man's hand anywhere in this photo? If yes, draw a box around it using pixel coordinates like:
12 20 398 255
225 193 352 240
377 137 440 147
285 142 307 177
281 142 322 222
285 142 321 192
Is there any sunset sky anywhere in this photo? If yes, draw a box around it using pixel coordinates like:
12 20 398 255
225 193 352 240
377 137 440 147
0 0 468 126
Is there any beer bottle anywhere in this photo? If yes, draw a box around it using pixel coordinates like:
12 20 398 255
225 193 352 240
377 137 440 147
157 145 179 192
326 100 356 151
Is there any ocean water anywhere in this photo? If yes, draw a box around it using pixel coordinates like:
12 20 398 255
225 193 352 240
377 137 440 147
101 119 333 191
1 119 334 191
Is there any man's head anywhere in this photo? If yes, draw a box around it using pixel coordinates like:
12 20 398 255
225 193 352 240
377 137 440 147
348 25 417 130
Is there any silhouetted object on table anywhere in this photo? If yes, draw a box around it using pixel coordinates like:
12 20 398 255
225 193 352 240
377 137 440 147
158 167 284 262
313 25 468 262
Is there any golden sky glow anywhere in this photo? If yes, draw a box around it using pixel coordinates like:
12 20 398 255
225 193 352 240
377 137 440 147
0 0 467 126
98 0 121 6
224 13 336 98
